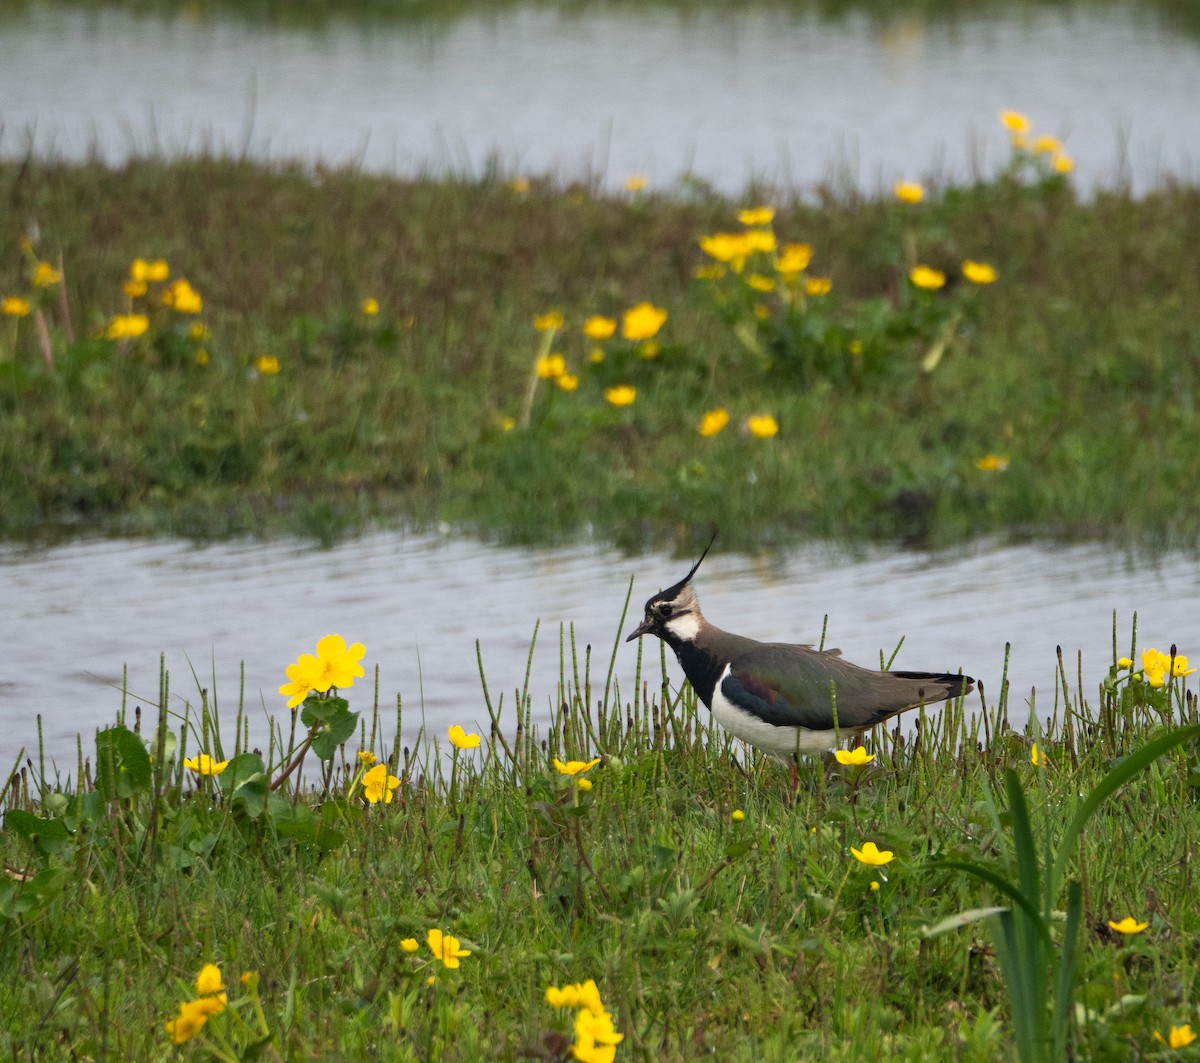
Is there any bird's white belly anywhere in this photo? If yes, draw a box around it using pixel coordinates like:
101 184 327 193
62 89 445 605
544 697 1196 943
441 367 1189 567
709 666 838 757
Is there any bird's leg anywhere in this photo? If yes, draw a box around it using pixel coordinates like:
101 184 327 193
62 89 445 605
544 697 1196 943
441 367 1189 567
789 755 799 795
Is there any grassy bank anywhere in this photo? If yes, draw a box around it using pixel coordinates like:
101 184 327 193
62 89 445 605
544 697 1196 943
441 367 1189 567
2 151 1200 551
2 625 1199 1059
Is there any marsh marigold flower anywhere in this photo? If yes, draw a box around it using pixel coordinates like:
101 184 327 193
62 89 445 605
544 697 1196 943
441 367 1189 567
834 747 875 766
894 181 924 204
604 385 636 407
1107 916 1149 935
851 841 894 866
427 928 471 969
909 265 946 290
582 315 616 340
553 756 601 776
312 633 367 689
448 724 481 749
747 414 778 439
533 310 564 332
184 754 230 776
2 297 31 317
698 408 730 437
738 206 774 227
363 763 400 804
1154 1025 1197 1049
621 302 667 341
1117 657 1133 670
279 654 321 708
962 260 998 285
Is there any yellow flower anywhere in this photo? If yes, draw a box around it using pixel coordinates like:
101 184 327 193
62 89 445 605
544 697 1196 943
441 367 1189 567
1000 110 1031 134
693 264 727 280
363 763 400 804
1107 917 1149 935
546 984 581 1009
553 756 601 776
533 310 564 332
604 385 636 407
509 177 531 195
556 372 579 391
32 261 62 287
306 633 367 692
576 777 593 792
851 841 894 866
240 971 258 989
747 414 778 439
184 754 230 776
1117 657 1133 670
738 206 774 227
698 408 730 437
624 174 647 192
448 724 481 750
621 302 667 341
774 242 813 275
362 297 380 316
573 1003 623 1062
189 322 210 341
744 229 776 255
582 315 616 339
131 258 169 283
588 348 605 364
279 653 321 708
427 928 471 969
753 304 770 320
731 809 745 822
123 279 147 297
104 314 149 339
909 265 946 290
162 278 202 314
500 416 516 431
870 880 881 892
1031 742 1048 767
2 297 31 317
805 276 832 296
894 181 924 204
1033 134 1062 155
699 232 752 266
1173 654 1196 677
165 1000 210 1044
747 273 776 292
1053 153 1074 174
195 349 209 366
358 750 378 766
1154 1025 1197 1049
400 937 420 953
834 747 875 766
536 352 566 379
639 341 660 359
962 260 998 285
255 354 281 375
196 964 224 997
975 454 1010 472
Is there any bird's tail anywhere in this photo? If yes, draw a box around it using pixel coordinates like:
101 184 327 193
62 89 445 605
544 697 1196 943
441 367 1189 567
890 670 975 701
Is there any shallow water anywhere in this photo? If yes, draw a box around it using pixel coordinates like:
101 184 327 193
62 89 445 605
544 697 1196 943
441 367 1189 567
1 5 1199 194
2 532 1196 771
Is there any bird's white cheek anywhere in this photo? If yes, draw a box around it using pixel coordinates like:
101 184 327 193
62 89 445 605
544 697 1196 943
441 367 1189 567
664 613 700 641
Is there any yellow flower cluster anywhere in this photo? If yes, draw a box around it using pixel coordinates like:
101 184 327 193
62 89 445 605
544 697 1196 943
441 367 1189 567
278 633 367 709
164 964 228 1045
1 296 31 317
104 313 150 340
1155 1024 1197 1049
1138 647 1195 688
546 979 623 1063
1001 111 1074 173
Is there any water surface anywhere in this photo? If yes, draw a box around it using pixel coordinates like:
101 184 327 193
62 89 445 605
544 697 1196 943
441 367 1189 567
3 533 1195 771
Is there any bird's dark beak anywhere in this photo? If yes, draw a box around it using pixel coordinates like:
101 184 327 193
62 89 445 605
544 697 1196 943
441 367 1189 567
625 618 654 642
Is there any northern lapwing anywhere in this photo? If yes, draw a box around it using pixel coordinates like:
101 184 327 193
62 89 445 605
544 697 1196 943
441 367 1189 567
626 541 975 759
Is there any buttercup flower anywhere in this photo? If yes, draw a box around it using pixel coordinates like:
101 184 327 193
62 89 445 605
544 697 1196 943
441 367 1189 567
1032 134 1062 155
362 297 379 316
255 354 281 375
747 273 775 292
962 260 998 285
698 408 730 437
582 315 616 340
162 278 202 314
553 756 601 776
32 261 62 287
805 276 832 296
700 232 754 270
131 258 170 283
1000 110 1031 135
165 1000 209 1044
448 724 481 750
1053 154 1074 174
104 314 149 339
400 937 420 953
774 243 813 275
533 310 564 332
509 177 531 195
196 964 225 997
909 265 946 290
1117 657 1133 670
358 750 378 766
184 754 230 776
2 297 31 317
738 206 775 227
556 372 580 391
576 777 593 792
747 414 778 439
894 181 924 204
731 809 745 822
536 353 566 379
427 928 471 969
604 385 636 407
1031 742 1048 767
975 454 1010 472
851 841 894 866
1107 917 1148 935
625 174 647 192
363 763 400 804
834 747 875 766
621 302 667 341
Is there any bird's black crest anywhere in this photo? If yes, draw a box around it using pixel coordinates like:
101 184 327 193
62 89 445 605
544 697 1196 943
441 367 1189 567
659 530 717 600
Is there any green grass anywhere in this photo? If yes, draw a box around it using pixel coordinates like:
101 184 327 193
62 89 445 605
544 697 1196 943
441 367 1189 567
2 619 1198 1059
2 155 1200 552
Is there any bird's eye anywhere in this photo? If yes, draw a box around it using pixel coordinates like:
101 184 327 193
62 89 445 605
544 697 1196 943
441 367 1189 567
657 603 674 618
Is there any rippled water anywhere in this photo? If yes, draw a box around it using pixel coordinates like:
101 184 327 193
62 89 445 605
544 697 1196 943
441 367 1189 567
1 5 1199 194
3 533 1196 770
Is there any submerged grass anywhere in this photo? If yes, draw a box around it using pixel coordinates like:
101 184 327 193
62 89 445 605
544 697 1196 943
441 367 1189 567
2 617 1199 1059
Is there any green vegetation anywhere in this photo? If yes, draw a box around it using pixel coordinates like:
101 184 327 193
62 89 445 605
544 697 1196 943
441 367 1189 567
2 620 1199 1059
2 140 1200 553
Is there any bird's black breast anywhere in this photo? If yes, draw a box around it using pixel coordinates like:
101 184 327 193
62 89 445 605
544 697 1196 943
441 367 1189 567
672 641 727 709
